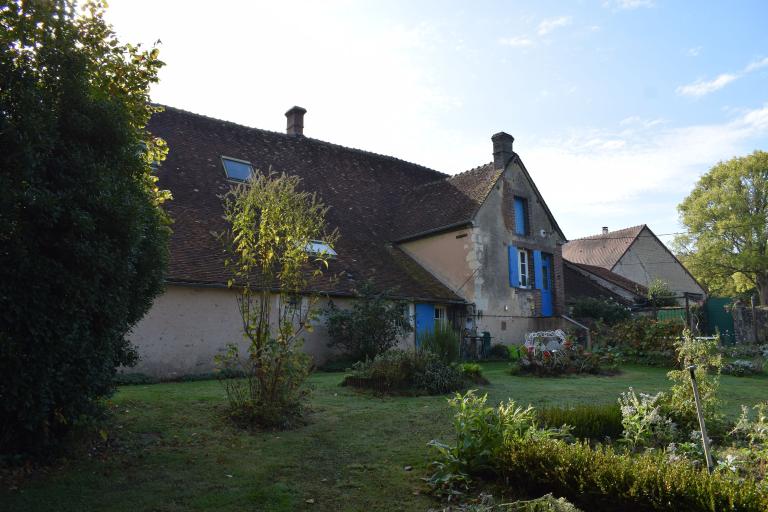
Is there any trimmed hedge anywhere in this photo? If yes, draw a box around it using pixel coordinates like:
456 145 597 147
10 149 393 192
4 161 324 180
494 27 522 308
501 438 768 512
537 403 623 440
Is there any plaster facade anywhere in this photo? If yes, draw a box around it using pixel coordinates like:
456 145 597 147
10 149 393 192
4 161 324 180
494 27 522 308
612 227 705 297
127 285 418 378
399 156 566 346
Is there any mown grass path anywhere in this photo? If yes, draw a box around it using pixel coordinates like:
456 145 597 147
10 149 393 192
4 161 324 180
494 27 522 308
3 363 766 511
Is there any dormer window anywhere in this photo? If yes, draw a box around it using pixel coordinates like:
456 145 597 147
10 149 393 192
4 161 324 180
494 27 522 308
221 156 253 181
305 240 337 257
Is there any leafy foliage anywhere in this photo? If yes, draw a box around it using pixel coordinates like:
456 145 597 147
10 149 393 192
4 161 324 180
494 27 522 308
324 282 412 361
0 1 169 454
487 343 511 360
646 279 678 308
594 317 685 366
664 330 723 432
427 391 562 494
675 150 768 303
500 437 768 512
421 324 461 364
516 340 618 377
618 388 676 450
570 297 630 325
341 349 465 395
216 172 337 428
537 403 623 440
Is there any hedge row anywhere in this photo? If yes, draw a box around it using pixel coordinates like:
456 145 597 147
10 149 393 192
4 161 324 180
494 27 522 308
501 438 767 512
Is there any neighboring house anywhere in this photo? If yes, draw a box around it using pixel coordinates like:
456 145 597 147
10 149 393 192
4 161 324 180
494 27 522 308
562 225 706 305
128 106 567 377
563 260 647 306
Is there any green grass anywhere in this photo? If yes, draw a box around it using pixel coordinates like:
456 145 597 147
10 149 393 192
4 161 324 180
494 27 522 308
3 363 767 512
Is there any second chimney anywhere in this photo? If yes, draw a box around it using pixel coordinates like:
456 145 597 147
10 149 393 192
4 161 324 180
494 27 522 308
602 226 609 235
285 106 307 136
492 132 514 170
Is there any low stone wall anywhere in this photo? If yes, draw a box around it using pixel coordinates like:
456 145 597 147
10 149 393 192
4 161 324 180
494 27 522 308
731 304 768 343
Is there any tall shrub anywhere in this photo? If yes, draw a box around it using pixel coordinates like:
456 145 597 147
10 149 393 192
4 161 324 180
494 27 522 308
216 172 337 428
420 324 461 363
0 1 169 454
665 330 723 431
325 281 412 361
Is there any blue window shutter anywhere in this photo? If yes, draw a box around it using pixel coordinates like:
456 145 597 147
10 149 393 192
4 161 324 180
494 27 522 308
508 245 519 287
533 250 543 289
514 197 526 235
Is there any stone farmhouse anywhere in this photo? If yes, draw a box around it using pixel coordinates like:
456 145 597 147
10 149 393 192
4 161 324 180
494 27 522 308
562 225 706 306
129 106 569 377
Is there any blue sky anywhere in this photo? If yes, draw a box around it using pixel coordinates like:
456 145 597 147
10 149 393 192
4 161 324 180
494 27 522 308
106 0 768 242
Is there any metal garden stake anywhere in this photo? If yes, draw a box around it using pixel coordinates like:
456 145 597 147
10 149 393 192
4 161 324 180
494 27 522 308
687 364 714 474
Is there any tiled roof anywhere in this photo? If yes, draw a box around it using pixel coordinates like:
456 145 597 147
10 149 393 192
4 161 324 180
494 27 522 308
150 106 464 302
392 163 503 240
562 225 645 269
566 261 648 297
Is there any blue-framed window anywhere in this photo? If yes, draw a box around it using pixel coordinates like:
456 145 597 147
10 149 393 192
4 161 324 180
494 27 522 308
222 156 253 181
513 196 527 235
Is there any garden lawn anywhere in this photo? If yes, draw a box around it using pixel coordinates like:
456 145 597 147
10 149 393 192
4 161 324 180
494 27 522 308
3 363 766 512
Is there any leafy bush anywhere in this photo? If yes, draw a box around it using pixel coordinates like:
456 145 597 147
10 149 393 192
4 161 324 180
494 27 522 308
571 297 630 326
537 403 623 440
342 349 464 395
324 282 413 361
508 344 525 361
596 317 686 365
421 324 461 364
722 358 764 376
427 391 563 493
500 437 768 512
0 2 170 454
216 172 336 429
664 330 723 432
647 278 679 308
517 340 617 377
460 363 489 385
487 343 511 360
728 402 768 480
618 388 676 450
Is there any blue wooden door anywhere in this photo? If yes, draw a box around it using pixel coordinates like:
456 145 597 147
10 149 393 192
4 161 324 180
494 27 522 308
415 303 435 348
540 255 553 317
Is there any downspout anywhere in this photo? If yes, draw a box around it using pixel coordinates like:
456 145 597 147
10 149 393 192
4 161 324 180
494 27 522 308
561 314 591 350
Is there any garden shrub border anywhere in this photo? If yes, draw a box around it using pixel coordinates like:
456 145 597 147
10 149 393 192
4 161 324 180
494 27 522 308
500 438 768 512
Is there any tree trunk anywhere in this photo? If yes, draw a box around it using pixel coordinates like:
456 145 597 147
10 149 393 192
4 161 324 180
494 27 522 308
758 272 768 306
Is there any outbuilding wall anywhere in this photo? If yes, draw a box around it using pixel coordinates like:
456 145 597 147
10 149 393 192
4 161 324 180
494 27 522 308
126 285 416 378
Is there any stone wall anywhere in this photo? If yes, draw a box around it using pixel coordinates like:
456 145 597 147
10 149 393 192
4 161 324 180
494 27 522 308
731 304 768 344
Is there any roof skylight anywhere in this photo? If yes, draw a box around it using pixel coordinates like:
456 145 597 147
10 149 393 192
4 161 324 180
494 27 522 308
221 156 253 181
305 240 337 257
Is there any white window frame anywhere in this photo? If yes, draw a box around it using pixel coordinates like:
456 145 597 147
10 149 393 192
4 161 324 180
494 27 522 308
434 305 447 329
518 249 529 288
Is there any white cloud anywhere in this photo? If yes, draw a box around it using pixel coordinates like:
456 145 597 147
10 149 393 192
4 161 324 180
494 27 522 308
745 57 768 72
498 36 534 48
686 46 702 57
676 56 768 98
537 16 571 36
676 73 738 97
603 0 655 10
524 104 768 237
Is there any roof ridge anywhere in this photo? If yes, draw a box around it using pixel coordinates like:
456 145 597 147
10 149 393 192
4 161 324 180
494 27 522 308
448 161 494 180
569 224 646 242
158 104 447 178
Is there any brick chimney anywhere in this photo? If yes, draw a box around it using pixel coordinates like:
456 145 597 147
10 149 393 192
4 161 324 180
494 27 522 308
285 106 307 136
492 132 514 170
602 226 609 235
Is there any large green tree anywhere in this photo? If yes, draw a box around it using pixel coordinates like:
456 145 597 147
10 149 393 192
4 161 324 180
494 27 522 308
675 151 768 304
0 1 169 453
